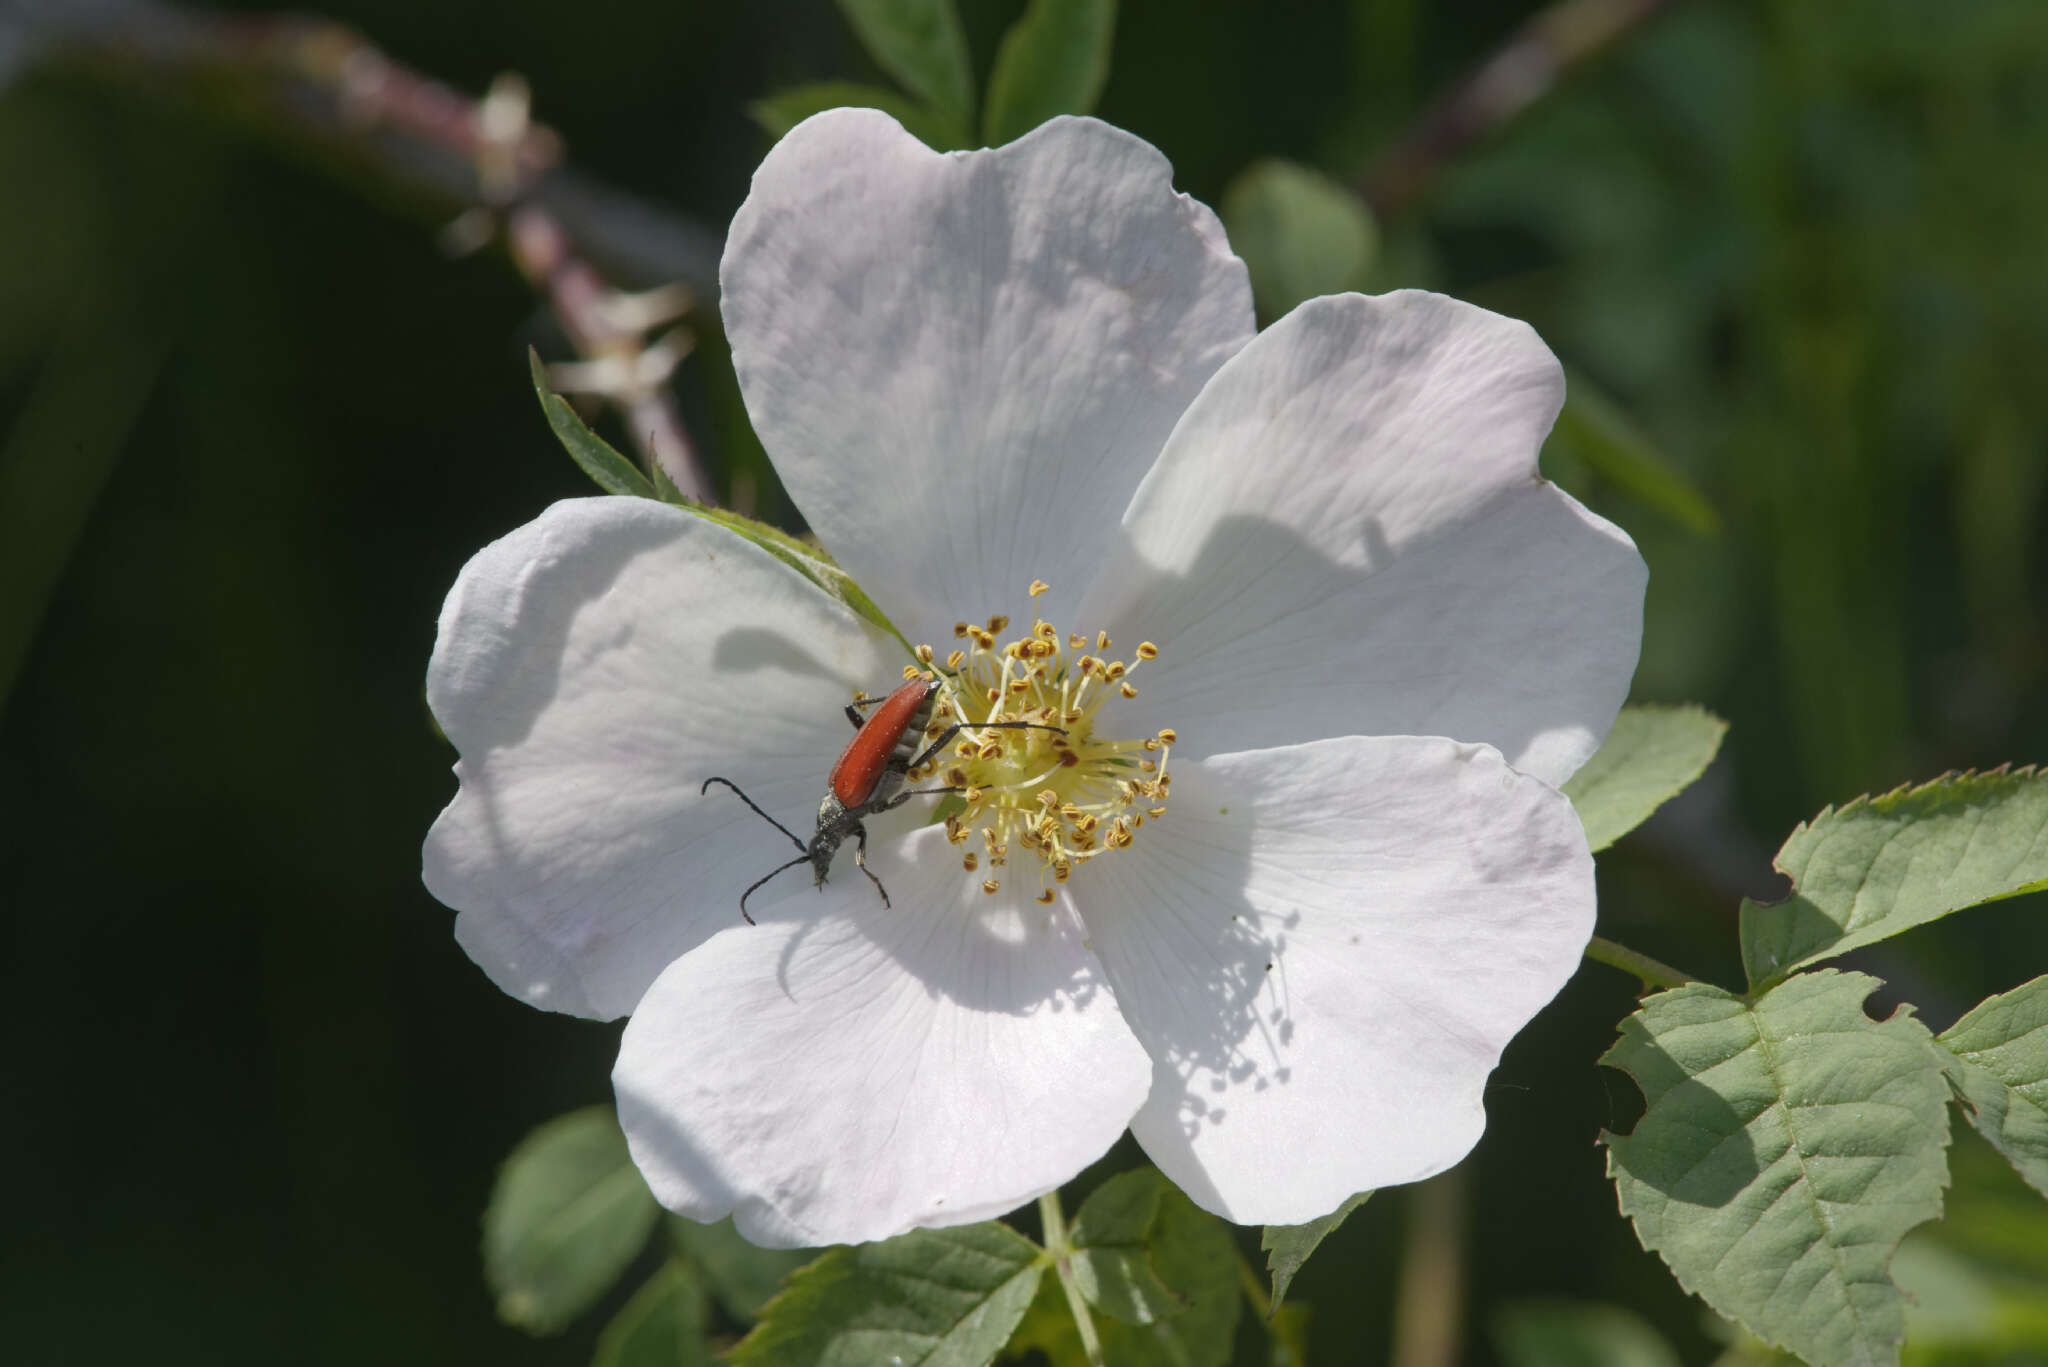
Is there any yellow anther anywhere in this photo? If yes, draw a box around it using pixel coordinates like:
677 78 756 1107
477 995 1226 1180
965 787 985 803
953 622 970 638
1036 888 1056 904
1097 631 1112 650
1007 679 1030 695
1029 579 1051 598
1120 683 1138 699
901 664 922 680
1054 861 1073 882
1059 752 1080 768
1034 621 1057 641
1157 728 1177 745
1068 633 1087 649
1136 641 1159 660
1142 738 1160 752
1105 661 1127 681
1140 759 1157 773
985 687 1002 705
978 739 1004 759
946 649 965 669
1149 806 1167 817
1038 790 1061 808
962 852 979 872
987 615 1009 634
982 879 1001 896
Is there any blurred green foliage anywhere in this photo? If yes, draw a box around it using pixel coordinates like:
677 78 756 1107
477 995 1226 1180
3 0 2046 1363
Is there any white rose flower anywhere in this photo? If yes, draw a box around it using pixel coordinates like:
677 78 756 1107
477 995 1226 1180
424 110 1645 1249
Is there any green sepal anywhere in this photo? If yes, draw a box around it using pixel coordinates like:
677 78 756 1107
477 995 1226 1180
1937 975 2048 1197
482 1106 661 1335
1549 375 1721 538
1601 972 1952 1367
529 348 657 500
728 1221 1044 1367
982 0 1117 147
1739 767 2048 991
1259 1191 1370 1312
1561 703 1728 853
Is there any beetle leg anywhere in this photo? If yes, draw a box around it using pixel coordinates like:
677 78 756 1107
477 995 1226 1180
875 785 963 813
852 825 891 908
905 720 1065 773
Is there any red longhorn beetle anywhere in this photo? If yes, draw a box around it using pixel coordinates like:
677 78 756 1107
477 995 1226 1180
702 676 1065 923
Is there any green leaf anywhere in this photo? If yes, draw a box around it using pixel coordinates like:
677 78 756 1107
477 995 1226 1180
1938 975 2048 1197
982 0 1117 147
1093 1181 1241 1367
592 1260 715 1367
1260 1191 1370 1311
483 1106 662 1335
1063 1169 1190 1323
749 81 967 151
1739 767 2048 991
528 348 657 500
1219 160 1379 321
668 1214 818 1322
1561 704 1728 853
835 0 975 126
1548 377 1721 538
1601 972 1952 1367
1492 1300 1683 1367
729 1221 1045 1367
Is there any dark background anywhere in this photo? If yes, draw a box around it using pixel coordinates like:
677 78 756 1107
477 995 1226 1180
3 0 2046 1362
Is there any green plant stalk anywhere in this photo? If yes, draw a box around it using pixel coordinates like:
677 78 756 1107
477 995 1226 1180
1583 934 1696 992
1038 1190 1106 1367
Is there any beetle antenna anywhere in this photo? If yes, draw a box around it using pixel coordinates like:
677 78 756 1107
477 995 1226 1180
702 777 807 852
737 854 812 925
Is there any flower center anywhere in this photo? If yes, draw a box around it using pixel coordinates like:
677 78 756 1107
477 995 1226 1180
904 580 1174 903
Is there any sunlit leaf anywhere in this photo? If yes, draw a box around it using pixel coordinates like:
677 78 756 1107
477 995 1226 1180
668 1213 818 1323
835 0 975 125
982 0 1117 147
1492 1299 1683 1367
1602 972 1951 1367
729 1222 1044 1367
1549 377 1721 538
750 81 966 151
1260 1191 1370 1311
1938 975 2048 1197
1561 704 1728 852
1065 1169 1184 1323
592 1260 715 1367
483 1106 661 1335
1094 1179 1240 1367
1220 160 1378 321
528 348 655 499
1739 768 2048 991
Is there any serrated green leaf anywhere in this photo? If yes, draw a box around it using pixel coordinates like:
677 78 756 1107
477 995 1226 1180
1492 1300 1683 1367
1094 1183 1241 1367
1938 975 2048 1197
1561 704 1728 853
528 348 656 500
835 0 975 126
1219 160 1378 322
1260 1191 1370 1311
729 1221 1044 1367
483 1106 662 1335
1601 972 1952 1367
1548 377 1721 538
982 0 1117 147
1739 768 2048 991
749 81 966 151
1064 1169 1184 1324
592 1260 715 1367
668 1214 818 1323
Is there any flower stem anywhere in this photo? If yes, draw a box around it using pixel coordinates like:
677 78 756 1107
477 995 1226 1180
1039 1189 1106 1367
1583 934 1695 992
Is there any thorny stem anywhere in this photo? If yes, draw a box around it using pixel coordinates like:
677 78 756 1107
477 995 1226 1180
1362 0 1683 217
17 0 716 499
1038 1190 1106 1367
1583 934 1696 992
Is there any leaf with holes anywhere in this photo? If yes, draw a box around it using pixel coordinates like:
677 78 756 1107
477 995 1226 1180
1261 1191 1370 1311
1938 975 2048 1197
728 1221 1043 1367
1561 704 1727 853
1602 972 1952 1367
483 1106 661 1335
1740 768 2048 991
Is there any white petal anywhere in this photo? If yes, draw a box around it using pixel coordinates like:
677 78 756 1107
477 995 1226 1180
1080 291 1644 786
614 826 1152 1247
1074 736 1594 1225
423 498 901 1020
721 109 1254 636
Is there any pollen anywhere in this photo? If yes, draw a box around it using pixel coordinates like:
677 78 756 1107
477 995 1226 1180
909 581 1176 902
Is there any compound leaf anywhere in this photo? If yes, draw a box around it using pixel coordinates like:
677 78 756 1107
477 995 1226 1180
1938 975 2048 1197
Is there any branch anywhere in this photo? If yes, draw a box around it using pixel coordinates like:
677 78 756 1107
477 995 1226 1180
1361 0 1681 218
7 0 720 498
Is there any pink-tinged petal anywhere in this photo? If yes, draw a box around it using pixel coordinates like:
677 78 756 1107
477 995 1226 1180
424 498 901 1020
614 826 1152 1247
1081 291 1644 786
1075 735 1594 1225
721 109 1254 637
